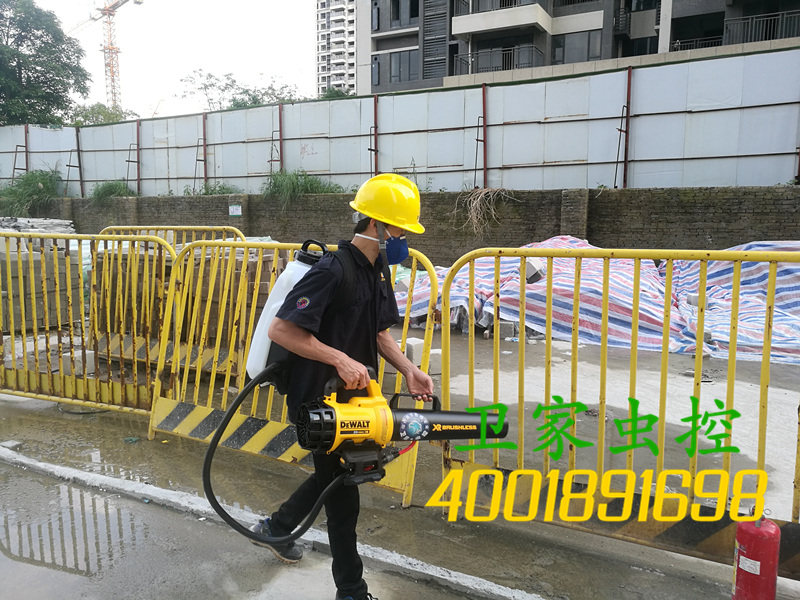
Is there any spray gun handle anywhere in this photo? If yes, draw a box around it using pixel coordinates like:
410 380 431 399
389 393 441 412
323 366 379 396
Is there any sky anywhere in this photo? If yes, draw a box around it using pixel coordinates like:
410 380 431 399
33 0 318 119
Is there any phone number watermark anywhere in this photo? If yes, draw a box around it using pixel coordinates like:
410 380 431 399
425 468 767 523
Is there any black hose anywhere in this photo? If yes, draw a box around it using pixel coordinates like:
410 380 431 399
202 366 346 546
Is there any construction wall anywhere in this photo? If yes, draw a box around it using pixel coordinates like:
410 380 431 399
1 48 799 194
39 186 800 265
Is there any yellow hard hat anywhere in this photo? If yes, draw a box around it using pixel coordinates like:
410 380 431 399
349 173 425 234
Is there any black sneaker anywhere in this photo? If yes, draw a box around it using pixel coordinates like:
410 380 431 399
334 594 378 600
248 518 303 563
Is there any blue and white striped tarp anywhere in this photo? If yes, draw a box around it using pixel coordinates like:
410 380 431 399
396 237 800 364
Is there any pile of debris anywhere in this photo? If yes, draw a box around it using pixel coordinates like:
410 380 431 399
0 217 76 235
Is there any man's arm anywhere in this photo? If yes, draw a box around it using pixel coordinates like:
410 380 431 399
268 317 370 390
376 329 434 401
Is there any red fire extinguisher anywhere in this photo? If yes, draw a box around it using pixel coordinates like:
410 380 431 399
732 517 781 600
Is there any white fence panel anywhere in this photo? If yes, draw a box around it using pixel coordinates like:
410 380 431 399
0 49 798 195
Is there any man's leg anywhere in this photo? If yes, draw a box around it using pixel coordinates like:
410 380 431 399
314 452 368 599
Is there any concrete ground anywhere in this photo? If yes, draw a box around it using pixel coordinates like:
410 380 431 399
2 391 799 600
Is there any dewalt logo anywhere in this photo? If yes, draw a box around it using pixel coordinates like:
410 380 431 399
341 420 370 429
432 424 478 432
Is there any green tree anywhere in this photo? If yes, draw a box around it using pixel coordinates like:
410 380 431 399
70 103 139 126
319 87 351 100
180 69 300 111
0 0 90 125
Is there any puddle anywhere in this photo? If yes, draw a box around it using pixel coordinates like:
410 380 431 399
0 464 148 576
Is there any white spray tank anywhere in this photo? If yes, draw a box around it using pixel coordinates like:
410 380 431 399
245 240 329 380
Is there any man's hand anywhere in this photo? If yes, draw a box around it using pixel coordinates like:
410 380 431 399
335 356 370 390
405 367 434 402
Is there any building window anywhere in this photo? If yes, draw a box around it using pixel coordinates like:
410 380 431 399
630 36 658 55
372 3 380 30
372 57 380 86
552 30 602 64
631 0 658 11
389 49 419 83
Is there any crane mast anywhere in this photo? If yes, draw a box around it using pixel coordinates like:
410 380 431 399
97 0 143 109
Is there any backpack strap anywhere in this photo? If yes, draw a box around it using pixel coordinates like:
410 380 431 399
329 247 357 314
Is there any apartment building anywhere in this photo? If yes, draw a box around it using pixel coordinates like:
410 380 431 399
317 0 358 96
357 0 800 94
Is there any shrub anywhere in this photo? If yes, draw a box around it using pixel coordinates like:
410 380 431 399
91 180 137 205
0 169 62 217
183 181 243 196
262 170 344 208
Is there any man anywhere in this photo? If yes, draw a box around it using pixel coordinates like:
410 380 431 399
250 173 434 600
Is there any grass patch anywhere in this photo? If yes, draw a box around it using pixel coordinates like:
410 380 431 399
0 169 62 217
91 180 137 206
262 170 344 208
183 181 243 196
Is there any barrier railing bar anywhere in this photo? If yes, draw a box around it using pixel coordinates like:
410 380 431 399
757 262 778 471
517 256 526 470
569 257 582 473
597 257 610 479
656 259 673 476
27 239 39 392
687 260 709 504
76 242 88 402
210 247 236 409
51 242 65 396
116 240 127 404
627 258 641 472
723 261 741 483
493 256 501 468
468 259 476 465
544 257 554 475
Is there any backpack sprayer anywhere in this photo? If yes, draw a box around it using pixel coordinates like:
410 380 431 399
202 239 510 548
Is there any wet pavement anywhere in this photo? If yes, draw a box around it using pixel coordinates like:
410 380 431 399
1 370 800 599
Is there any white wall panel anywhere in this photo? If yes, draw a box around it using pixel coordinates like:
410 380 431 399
390 133 427 171
493 83 545 123
428 131 465 167
738 105 798 155
215 110 247 143
587 120 621 163
587 163 617 188
244 106 276 140
684 111 741 158
329 99 363 138
501 166 543 190
245 141 271 176
544 121 588 163
631 114 686 160
544 77 589 119
632 63 688 114
742 50 800 105
428 90 467 130
736 156 795 186
391 94 428 132
501 123 544 166
630 160 684 188
331 138 364 174
687 56 743 110
683 157 738 186
589 71 628 119
543 164 587 189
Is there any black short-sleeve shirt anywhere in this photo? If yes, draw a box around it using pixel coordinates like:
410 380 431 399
275 240 400 422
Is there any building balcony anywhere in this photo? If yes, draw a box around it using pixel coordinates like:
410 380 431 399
453 44 545 75
723 10 800 45
670 36 722 51
452 1 552 37
453 0 551 15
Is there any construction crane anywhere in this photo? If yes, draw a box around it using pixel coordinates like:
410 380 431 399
93 0 144 109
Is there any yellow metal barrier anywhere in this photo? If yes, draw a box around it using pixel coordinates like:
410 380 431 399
440 247 800 577
0 232 177 415
148 241 438 506
99 226 246 248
